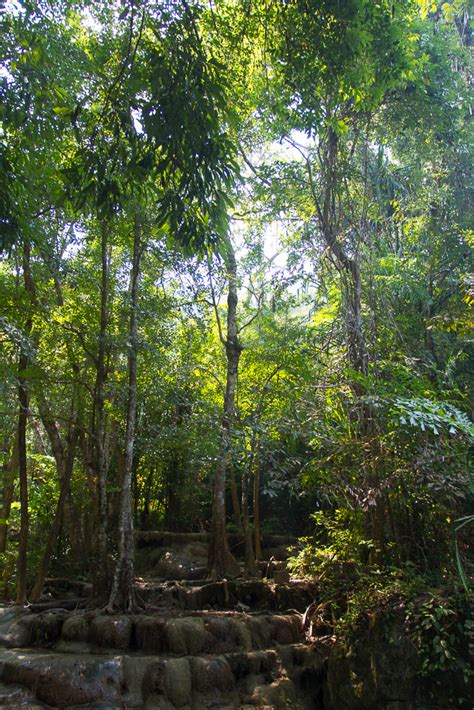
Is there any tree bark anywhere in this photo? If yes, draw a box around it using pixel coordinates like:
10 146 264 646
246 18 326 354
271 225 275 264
0 436 19 554
208 244 241 579
140 466 154 529
253 455 262 560
16 353 29 604
16 240 35 604
230 468 243 532
107 215 142 611
241 467 257 576
93 219 111 595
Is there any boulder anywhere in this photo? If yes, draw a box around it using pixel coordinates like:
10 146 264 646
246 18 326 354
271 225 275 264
190 656 234 693
143 658 192 708
0 607 32 648
164 658 192 707
135 616 166 652
247 676 299 707
154 542 208 581
226 650 277 680
30 612 66 646
270 613 302 644
90 616 132 650
61 614 90 643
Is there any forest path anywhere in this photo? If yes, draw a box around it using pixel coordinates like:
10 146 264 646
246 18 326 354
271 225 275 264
0 534 331 708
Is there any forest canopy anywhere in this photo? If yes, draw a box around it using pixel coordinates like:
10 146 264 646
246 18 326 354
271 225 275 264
0 0 472 618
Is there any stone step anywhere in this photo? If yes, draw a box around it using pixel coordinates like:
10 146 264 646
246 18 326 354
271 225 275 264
136 578 317 612
0 642 326 709
35 577 316 616
0 679 49 707
2 607 305 656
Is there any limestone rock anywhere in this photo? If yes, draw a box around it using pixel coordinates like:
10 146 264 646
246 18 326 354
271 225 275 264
90 616 132 650
190 656 234 693
135 616 167 652
2 652 124 707
0 607 32 648
61 614 90 643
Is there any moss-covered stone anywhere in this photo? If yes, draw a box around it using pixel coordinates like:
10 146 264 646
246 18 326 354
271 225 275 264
134 616 166 652
190 656 234 693
0 607 32 648
90 616 132 650
61 614 90 643
2 653 124 707
164 658 192 707
226 649 277 679
164 617 200 655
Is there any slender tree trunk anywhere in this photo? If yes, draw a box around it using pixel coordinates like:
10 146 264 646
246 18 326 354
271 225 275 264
132 451 140 520
208 244 241 579
242 426 260 575
369 497 386 565
140 466 154 530
64 491 83 565
253 455 262 560
29 430 78 601
241 468 256 576
16 356 29 604
35 387 83 559
0 437 19 553
165 458 182 531
78 432 98 498
93 219 110 594
16 240 34 604
230 469 243 532
107 216 142 611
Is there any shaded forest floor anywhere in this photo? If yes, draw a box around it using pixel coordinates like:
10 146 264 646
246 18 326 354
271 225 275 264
1 531 471 709
0 533 330 708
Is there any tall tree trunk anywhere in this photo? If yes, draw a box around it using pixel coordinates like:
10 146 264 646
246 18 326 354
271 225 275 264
208 244 241 579
253 455 262 560
230 468 243 532
132 451 141 520
16 240 34 604
140 466 154 530
0 437 19 554
16 357 29 604
107 215 142 611
35 385 83 559
241 468 256 576
242 425 261 575
93 219 110 594
165 457 182 531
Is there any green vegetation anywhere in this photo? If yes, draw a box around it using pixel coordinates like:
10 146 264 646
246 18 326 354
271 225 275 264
0 0 472 681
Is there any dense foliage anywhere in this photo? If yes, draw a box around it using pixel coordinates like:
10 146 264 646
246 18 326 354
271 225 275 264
0 0 472 618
